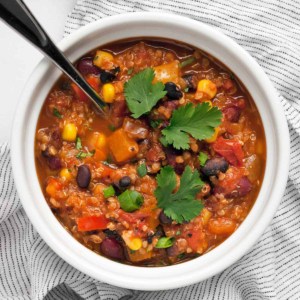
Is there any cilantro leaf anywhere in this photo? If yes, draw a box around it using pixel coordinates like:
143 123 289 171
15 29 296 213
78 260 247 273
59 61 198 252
124 68 167 118
155 166 204 223
162 102 222 150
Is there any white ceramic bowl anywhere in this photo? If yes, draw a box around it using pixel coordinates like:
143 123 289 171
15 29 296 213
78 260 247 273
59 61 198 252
11 12 289 290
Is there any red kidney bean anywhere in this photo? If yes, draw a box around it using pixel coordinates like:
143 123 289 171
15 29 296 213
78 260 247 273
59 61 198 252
164 147 185 175
50 129 62 149
237 176 252 197
159 211 172 225
166 244 179 257
214 176 252 198
100 237 124 260
76 165 91 188
47 156 62 170
223 106 241 123
77 57 101 75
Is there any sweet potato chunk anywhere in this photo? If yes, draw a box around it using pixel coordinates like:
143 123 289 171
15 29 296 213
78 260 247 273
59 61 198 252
108 128 139 163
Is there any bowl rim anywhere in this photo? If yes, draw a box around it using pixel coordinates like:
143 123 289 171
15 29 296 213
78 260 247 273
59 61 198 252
11 12 290 290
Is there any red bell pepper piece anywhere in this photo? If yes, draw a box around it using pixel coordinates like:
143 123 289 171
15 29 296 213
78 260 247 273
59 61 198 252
77 215 108 232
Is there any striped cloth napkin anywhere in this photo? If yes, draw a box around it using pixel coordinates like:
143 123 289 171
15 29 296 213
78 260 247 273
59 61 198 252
1 0 300 299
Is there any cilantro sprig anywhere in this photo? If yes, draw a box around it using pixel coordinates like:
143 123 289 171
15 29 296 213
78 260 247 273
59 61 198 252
155 166 204 223
76 149 95 159
161 102 222 150
124 68 167 118
53 107 62 119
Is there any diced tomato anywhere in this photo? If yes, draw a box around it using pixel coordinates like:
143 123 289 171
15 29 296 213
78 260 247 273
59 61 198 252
119 210 149 224
71 83 89 103
214 167 245 195
213 137 244 166
97 163 115 178
86 75 100 92
77 215 108 231
186 229 201 251
185 228 208 253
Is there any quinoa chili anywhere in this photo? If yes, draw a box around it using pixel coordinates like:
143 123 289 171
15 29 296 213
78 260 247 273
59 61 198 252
35 38 266 266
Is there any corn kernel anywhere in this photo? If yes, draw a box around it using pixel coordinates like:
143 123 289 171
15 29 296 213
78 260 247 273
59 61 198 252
62 123 77 142
122 231 142 250
102 83 115 103
93 50 114 68
96 133 107 149
60 168 72 181
196 79 217 100
205 127 220 143
127 238 142 251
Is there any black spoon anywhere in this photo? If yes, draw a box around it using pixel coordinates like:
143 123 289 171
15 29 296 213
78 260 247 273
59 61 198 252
0 0 106 113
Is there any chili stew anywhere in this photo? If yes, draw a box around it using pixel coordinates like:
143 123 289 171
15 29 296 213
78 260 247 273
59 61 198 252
35 38 266 266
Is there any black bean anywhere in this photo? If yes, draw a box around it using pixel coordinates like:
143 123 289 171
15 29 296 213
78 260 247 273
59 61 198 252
146 234 154 244
159 211 172 225
202 157 229 177
47 156 62 170
119 176 131 188
164 82 183 100
76 165 91 188
174 163 185 175
100 71 116 83
41 149 51 158
99 67 120 83
182 74 197 92
155 225 164 237
100 237 124 260
77 57 101 75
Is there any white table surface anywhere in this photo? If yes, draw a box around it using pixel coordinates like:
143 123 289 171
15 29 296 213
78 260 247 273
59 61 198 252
0 0 77 144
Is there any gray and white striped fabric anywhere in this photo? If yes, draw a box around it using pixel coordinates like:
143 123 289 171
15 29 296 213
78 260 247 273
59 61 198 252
1 0 300 299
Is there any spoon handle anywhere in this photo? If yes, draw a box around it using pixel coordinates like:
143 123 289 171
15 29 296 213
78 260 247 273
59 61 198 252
0 0 106 111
